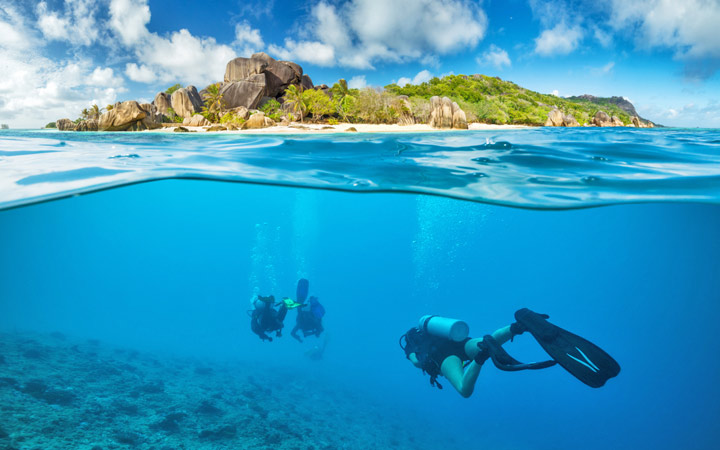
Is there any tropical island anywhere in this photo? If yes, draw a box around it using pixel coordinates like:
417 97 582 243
48 52 655 133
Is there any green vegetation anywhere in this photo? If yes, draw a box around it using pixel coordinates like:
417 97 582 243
165 107 184 123
283 85 306 122
165 84 182 95
386 74 634 125
219 111 246 126
45 122 56 129
301 89 334 122
201 84 226 123
259 99 283 121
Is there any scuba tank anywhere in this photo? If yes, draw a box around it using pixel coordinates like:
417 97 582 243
418 315 469 342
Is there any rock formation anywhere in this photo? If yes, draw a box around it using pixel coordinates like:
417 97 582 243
220 74 267 110
170 87 203 119
182 114 210 127
429 96 467 129
98 101 162 131
544 109 579 127
241 112 276 129
545 109 564 127
75 119 98 131
396 96 415 126
153 92 171 116
56 118 76 131
592 111 612 127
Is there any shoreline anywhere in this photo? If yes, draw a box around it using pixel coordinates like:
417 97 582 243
146 122 533 134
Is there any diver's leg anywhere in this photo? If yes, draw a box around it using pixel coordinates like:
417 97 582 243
291 325 302 342
441 356 481 398
464 326 513 359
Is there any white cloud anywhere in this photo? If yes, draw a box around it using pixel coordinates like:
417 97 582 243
109 0 151 47
348 75 367 89
552 90 559 96
476 45 511 69
594 61 615 75
397 69 433 87
125 63 156 83
270 0 487 68
592 26 612 48
36 0 101 46
234 21 264 57
87 67 124 87
107 0 236 86
269 39 336 66
534 23 583 56
609 0 720 78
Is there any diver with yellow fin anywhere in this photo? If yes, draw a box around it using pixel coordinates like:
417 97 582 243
249 294 303 342
399 309 620 397
290 279 326 342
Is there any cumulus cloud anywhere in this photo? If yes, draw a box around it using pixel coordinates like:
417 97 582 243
609 0 720 78
534 23 583 56
109 0 151 46
348 75 367 89
234 21 264 57
396 69 433 87
35 0 101 46
476 45 511 69
269 0 487 68
108 0 238 86
591 61 615 76
269 39 336 66
125 63 156 83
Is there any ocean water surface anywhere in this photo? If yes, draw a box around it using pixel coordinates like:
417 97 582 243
1 128 719 450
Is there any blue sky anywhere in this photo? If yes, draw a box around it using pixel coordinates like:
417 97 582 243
1 0 719 127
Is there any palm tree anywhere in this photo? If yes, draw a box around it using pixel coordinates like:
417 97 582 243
89 104 102 120
330 79 354 122
283 84 306 123
202 84 225 123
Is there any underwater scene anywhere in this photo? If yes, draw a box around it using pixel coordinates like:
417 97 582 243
1 128 720 450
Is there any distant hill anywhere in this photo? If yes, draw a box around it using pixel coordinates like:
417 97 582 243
387 74 646 126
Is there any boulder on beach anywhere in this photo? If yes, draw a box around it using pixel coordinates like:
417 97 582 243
75 119 99 131
56 118 76 131
429 96 467 129
611 116 624 126
301 74 314 91
592 111 612 127
182 114 210 127
241 111 275 129
225 56 268 83
153 92 171 116
545 109 580 127
545 109 564 127
98 101 162 131
396 96 415 126
220 74 267 109
251 52 301 98
170 87 203 119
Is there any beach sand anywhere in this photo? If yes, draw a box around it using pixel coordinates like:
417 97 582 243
152 122 532 134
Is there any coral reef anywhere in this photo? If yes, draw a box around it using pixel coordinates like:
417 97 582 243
0 332 449 450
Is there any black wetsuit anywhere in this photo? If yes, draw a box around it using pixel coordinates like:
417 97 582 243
251 302 288 341
291 308 324 342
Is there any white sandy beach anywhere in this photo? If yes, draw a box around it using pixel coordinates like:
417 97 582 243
150 122 532 134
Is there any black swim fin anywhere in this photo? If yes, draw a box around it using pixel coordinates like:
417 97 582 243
296 279 309 304
478 335 556 372
513 308 621 388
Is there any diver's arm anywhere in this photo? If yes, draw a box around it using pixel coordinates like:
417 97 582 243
408 353 423 369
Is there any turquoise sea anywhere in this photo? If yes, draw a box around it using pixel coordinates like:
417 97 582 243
1 128 719 450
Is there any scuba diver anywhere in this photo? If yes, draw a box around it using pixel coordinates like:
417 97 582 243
291 296 325 342
249 295 299 342
289 279 326 342
249 285 306 342
399 308 620 398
